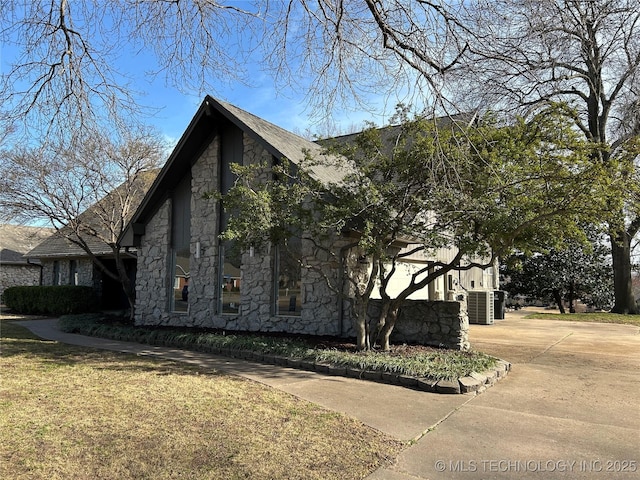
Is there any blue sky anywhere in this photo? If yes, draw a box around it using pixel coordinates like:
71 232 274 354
0 2 422 146
1 41 396 145
127 70 399 144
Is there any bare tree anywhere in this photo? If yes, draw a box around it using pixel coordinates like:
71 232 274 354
263 1 471 116
454 0 640 313
0 125 165 317
0 0 260 139
1 0 471 140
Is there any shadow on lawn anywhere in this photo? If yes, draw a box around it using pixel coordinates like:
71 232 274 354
0 317 228 378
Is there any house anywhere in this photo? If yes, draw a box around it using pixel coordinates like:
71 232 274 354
0 224 53 299
121 96 498 346
24 170 159 309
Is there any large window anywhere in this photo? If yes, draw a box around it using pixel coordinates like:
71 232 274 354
218 125 243 315
219 241 241 314
171 175 191 313
275 237 302 316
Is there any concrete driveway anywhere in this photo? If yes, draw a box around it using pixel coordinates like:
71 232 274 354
371 310 640 479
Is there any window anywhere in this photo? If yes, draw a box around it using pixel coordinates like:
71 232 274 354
172 249 190 312
218 125 243 315
219 241 241 314
275 237 302 316
52 261 60 285
69 260 78 285
171 175 191 313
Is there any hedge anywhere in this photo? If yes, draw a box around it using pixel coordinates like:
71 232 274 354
2 285 98 315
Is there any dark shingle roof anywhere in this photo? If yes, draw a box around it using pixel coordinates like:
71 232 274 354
121 96 476 247
25 170 159 259
212 97 352 185
24 230 113 258
0 225 53 264
122 96 355 246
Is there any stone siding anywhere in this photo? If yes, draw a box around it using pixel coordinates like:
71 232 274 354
368 298 470 351
134 130 348 336
0 264 41 297
40 258 94 287
135 200 173 324
189 136 222 324
133 128 470 349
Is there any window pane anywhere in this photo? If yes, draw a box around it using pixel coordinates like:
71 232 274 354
69 260 77 286
277 238 302 316
171 174 191 313
172 248 190 313
220 242 241 314
53 261 60 285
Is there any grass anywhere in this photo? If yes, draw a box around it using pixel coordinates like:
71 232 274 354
0 319 404 480
58 313 498 381
524 311 640 327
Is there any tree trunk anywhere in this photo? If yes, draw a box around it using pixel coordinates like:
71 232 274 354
124 285 136 322
369 301 390 349
377 307 399 352
355 320 368 351
610 231 638 314
568 280 575 314
552 289 565 314
352 298 370 351
114 253 136 322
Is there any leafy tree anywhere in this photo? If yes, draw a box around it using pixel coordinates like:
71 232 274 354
502 233 614 313
0 126 165 318
456 0 640 313
221 106 608 350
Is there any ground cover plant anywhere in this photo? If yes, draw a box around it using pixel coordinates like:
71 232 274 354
58 314 497 381
525 311 640 328
0 318 403 480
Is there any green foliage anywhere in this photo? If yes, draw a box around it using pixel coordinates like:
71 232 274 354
223 105 608 265
58 314 496 381
219 103 614 348
502 228 614 311
3 285 98 315
454 107 609 256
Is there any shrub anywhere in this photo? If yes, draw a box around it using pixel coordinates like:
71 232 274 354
3 286 98 315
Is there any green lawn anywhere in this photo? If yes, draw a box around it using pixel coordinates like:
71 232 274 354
0 320 403 480
525 311 640 327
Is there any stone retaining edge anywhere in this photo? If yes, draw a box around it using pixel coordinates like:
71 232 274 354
216 347 511 395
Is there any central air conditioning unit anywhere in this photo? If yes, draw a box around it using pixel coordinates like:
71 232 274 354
467 291 494 325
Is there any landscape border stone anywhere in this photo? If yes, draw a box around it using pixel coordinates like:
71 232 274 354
214 350 512 395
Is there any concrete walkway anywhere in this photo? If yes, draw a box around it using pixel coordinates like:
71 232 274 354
13 310 640 479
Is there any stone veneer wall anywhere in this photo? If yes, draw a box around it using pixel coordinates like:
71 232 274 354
188 135 221 325
367 297 470 351
134 131 347 336
40 258 94 287
135 199 172 324
0 264 41 297
133 129 471 349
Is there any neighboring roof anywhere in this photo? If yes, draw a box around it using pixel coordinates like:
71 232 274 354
25 229 114 259
122 95 353 246
0 225 53 265
26 169 159 259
